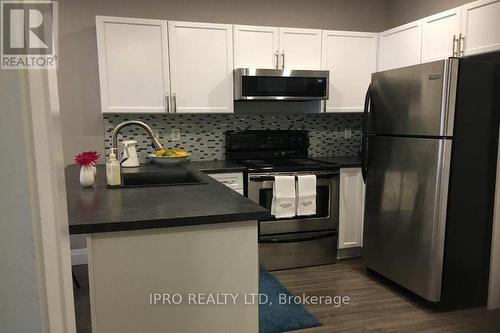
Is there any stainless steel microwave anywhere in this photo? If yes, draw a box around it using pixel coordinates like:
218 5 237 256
234 68 329 101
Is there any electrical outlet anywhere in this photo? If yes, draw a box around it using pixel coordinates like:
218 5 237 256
344 129 352 139
171 128 181 141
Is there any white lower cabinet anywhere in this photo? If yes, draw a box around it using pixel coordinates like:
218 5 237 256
322 30 377 113
338 168 365 251
206 172 244 195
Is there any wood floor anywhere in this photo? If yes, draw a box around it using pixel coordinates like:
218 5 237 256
73 259 500 333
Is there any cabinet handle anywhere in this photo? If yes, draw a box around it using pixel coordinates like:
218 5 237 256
459 33 465 57
172 93 177 113
281 51 285 69
274 51 279 69
164 94 170 113
452 35 459 57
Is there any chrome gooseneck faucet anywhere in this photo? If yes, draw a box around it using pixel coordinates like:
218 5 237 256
111 121 164 163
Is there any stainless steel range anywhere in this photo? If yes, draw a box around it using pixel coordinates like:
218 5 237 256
226 130 340 270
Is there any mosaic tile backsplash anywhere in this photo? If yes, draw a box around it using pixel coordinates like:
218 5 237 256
103 113 363 162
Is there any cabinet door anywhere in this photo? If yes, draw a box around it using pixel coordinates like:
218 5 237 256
278 28 322 70
206 172 244 195
168 21 233 113
378 20 422 71
461 0 500 56
234 25 279 69
96 16 170 114
421 8 462 62
339 168 365 249
322 31 377 113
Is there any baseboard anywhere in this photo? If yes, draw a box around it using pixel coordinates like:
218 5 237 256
337 247 362 259
71 248 88 266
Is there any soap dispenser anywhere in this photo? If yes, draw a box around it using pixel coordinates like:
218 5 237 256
121 140 140 168
106 148 121 186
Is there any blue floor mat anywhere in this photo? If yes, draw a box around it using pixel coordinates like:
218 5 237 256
259 271 321 333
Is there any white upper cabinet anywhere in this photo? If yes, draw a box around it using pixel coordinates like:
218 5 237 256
278 28 322 70
421 8 462 62
461 0 500 56
322 31 377 113
378 20 422 71
233 25 279 69
339 168 365 249
379 0 500 70
168 21 234 113
233 26 321 70
96 16 170 114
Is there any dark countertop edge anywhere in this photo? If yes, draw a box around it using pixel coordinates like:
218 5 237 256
69 210 270 235
310 156 362 168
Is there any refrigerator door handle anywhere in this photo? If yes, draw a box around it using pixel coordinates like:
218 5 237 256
361 84 371 183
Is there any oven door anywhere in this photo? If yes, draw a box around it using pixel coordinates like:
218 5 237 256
247 172 339 235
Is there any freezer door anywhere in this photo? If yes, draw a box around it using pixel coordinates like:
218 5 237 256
369 59 458 137
363 136 452 302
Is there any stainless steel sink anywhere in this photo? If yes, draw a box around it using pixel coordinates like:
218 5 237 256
119 166 206 187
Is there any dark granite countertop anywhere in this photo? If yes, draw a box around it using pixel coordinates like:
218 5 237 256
311 156 362 168
65 163 268 235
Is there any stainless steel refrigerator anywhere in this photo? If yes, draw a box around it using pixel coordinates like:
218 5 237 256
362 53 500 309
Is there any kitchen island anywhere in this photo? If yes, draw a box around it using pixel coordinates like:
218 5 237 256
65 163 268 333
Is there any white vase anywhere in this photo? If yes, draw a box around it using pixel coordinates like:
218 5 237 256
80 165 95 187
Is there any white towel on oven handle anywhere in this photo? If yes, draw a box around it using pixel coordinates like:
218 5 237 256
296 175 317 216
271 176 296 219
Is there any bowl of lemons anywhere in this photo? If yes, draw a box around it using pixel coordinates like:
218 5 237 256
148 148 190 166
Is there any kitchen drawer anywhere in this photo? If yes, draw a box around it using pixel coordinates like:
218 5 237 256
207 172 244 193
259 230 337 270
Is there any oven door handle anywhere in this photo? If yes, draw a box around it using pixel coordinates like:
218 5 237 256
249 172 338 182
249 176 276 182
259 231 337 244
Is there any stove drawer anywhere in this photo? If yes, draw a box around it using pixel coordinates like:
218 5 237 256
259 230 337 270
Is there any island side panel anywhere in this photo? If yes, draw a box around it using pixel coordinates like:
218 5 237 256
87 221 259 333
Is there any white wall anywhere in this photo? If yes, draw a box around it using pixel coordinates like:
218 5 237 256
0 71 46 332
0 69 76 332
